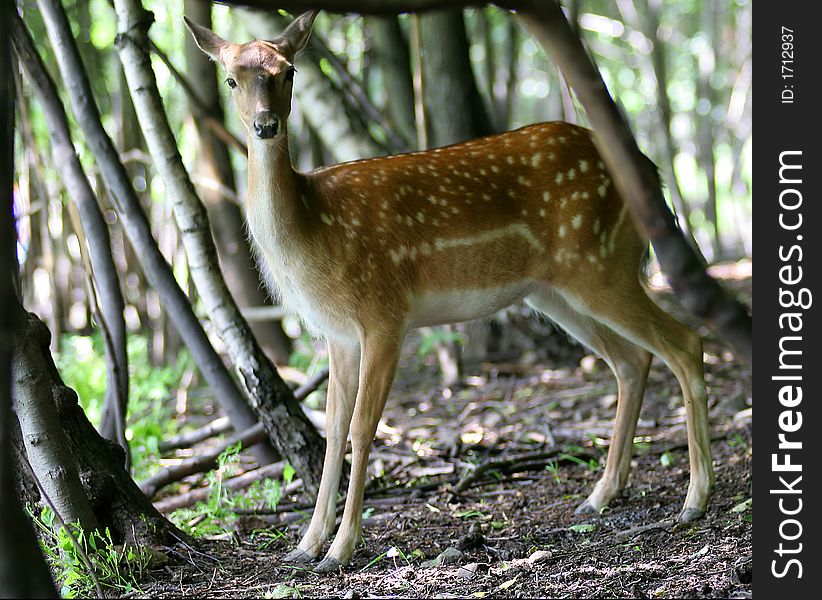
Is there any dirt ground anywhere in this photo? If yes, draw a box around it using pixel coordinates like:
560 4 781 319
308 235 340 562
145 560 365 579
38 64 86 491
137 264 752 599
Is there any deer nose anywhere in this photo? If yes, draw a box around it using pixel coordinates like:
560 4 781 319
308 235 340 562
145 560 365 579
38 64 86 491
253 112 279 139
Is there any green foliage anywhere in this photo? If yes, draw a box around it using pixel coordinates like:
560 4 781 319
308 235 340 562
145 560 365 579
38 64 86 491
568 523 597 534
265 583 304 599
546 460 562 484
417 327 465 359
170 445 292 538
288 329 328 373
56 333 191 480
31 506 151 598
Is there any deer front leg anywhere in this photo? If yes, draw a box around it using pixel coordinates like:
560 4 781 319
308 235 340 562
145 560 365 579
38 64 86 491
284 339 360 563
314 333 402 572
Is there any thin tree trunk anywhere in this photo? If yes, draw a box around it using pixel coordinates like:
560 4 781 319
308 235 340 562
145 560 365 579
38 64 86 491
695 0 720 260
370 16 417 147
184 0 294 366
421 8 494 146
30 1 279 465
0 7 58 593
113 0 324 495
616 0 702 258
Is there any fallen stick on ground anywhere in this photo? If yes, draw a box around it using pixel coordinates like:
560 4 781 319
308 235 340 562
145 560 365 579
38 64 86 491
453 448 597 493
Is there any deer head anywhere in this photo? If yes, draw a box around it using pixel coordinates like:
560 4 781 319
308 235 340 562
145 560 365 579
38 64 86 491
184 12 317 141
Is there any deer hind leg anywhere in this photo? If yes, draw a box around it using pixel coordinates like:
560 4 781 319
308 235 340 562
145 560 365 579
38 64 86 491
315 332 403 572
284 338 360 563
526 288 652 513
556 282 714 521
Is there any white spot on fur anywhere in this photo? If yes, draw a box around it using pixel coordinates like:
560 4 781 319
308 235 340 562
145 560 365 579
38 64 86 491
558 225 567 238
555 172 564 185
579 160 589 173
571 214 583 229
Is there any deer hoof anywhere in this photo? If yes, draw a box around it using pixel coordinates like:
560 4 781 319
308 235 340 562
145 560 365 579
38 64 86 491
314 556 344 573
283 548 317 564
574 500 600 515
678 507 705 523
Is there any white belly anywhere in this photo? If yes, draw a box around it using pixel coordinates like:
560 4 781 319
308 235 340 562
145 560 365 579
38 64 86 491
407 282 536 328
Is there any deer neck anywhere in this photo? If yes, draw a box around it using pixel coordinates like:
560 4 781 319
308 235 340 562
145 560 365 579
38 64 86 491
246 126 306 243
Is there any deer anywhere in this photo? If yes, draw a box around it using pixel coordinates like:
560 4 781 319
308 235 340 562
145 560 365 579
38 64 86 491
185 11 714 572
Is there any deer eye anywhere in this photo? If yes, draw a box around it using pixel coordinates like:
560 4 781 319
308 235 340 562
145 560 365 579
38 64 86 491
226 78 237 89
285 67 296 82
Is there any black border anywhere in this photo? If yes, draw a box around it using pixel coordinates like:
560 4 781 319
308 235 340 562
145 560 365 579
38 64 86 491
755 3 820 594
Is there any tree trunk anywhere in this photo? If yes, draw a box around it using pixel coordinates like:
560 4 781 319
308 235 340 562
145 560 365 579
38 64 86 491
12 311 100 531
184 0 293 366
420 8 494 147
1 9 58 592
15 22 132 463
518 2 752 364
695 0 720 261
370 16 417 147
16 309 183 545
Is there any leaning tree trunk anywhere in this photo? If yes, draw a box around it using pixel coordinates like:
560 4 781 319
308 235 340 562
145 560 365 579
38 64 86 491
113 0 324 495
0 9 58 594
517 1 752 364
184 0 294 366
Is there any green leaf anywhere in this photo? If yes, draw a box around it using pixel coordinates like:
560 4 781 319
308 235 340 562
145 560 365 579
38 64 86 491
568 523 596 534
283 463 296 485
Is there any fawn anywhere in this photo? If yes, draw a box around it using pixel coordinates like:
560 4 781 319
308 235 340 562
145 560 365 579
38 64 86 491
186 11 714 571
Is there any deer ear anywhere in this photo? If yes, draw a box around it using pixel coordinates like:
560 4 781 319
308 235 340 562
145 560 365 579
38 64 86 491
274 11 318 58
183 16 229 64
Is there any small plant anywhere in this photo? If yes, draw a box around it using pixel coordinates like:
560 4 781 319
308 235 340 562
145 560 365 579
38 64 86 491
171 454 293 538
728 432 750 451
560 446 601 472
659 451 675 467
265 583 303 599
31 507 151 598
546 460 562 484
568 523 597 534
